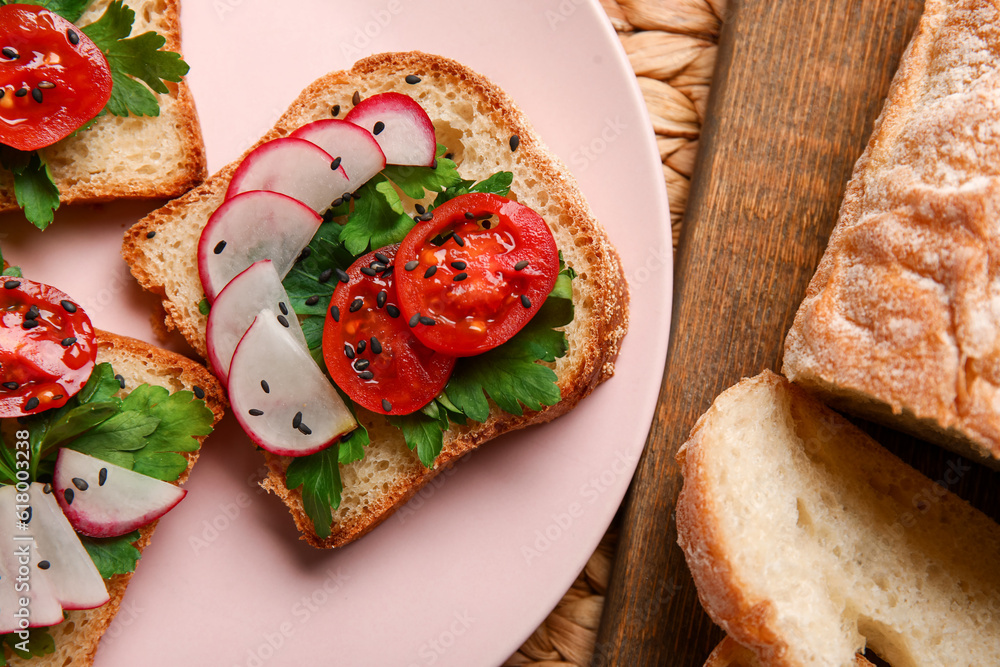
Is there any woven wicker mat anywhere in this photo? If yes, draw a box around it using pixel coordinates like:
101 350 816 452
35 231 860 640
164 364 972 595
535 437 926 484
504 0 723 664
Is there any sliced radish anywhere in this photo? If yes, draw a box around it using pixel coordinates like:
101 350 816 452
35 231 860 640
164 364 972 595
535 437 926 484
0 486 64 632
26 483 109 610
345 92 436 167
229 310 356 456
207 260 306 384
226 137 350 213
198 190 322 303
291 119 387 186
54 449 187 539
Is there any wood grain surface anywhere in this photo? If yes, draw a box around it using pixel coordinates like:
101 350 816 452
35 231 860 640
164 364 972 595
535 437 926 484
589 0 978 664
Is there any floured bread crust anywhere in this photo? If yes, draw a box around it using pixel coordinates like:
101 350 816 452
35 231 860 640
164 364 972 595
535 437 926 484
782 0 1000 464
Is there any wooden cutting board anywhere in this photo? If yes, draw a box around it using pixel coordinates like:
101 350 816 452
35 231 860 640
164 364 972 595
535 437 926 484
595 0 1000 664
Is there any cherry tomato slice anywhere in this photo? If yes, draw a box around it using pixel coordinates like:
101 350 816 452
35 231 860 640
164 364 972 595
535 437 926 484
0 277 97 418
323 245 456 416
395 193 559 356
0 5 112 152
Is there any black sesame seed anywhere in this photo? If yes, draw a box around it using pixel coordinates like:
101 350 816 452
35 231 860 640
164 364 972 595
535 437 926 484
453 234 465 247
344 343 355 360
277 314 290 328
146 230 156 239
305 295 320 306
64 489 74 505
515 260 530 271
373 121 385 135
370 263 387 274
521 295 532 309
419 316 436 326
4 280 20 289
279 301 288 316
319 268 334 283
331 104 341 117
249 408 264 416
405 74 421 84
358 371 374 380
424 265 437 279
61 300 77 313
214 240 227 254
374 252 390 264
297 247 312 262
2 382 18 390
386 304 400 318
432 159 438 169
445 153 453 160
350 297 363 313
292 411 303 429
356 340 366 353
332 197 344 208
99 468 108 486
0 90 4 99
37 81 55 90
23 507 31 524
377 290 387 308
409 313 420 328
42 483 52 494
31 88 42 103
298 423 312 436
352 91 361 106
26 305 39 320
465 212 474 220
336 268 350 283
370 337 382 354
510 135 520 151
38 560 50 570
61 337 77 347
331 156 342 170
360 266 377 277
341 431 354 443
22 320 39 330
454 272 468 282
451 261 467 270
67 29 79 45
261 380 270 394
53 395 63 401
414 204 426 215
15 88 27 98
2 47 17 59
115 374 126 389
404 260 419 271
72 477 89 491
343 191 353 202
193 386 206 399
330 305 340 322
354 359 370 371
382 398 393 411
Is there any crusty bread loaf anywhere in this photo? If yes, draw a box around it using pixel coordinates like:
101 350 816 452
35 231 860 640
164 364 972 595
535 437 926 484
782 0 1000 465
121 51 629 547
0 0 205 213
703 636 872 667
8 331 225 667
677 371 1000 667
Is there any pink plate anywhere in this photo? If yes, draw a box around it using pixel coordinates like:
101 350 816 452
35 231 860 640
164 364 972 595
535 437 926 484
2 1 672 664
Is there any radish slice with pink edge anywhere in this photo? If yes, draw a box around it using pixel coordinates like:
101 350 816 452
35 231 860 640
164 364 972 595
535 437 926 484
207 260 306 384
229 309 356 457
198 190 322 303
225 137 350 213
291 119 387 186
0 485 65 631
54 449 187 539
344 92 436 167
26 483 109 610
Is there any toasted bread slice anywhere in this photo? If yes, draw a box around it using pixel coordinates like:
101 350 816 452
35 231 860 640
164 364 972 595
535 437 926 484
121 51 629 547
704 636 873 667
782 0 1000 465
8 331 225 667
0 0 206 214
677 371 1000 667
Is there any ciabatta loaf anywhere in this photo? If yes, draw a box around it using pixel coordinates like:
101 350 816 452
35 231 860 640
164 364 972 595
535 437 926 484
677 371 1000 667
782 0 1000 465
0 0 205 213
9 331 225 667
122 51 629 547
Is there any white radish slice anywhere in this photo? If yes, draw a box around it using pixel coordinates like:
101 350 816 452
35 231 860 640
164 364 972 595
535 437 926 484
229 310 356 456
291 119 387 186
345 92 436 167
198 190 322 303
26 483 109 610
225 137 350 213
0 486 65 631
206 260 306 384
54 449 187 539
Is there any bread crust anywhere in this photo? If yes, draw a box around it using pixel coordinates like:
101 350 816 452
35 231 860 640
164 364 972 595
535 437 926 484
782 0 1000 464
0 0 206 214
123 51 629 547
7 330 225 667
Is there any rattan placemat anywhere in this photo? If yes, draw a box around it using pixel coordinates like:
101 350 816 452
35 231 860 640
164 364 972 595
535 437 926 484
504 1 723 664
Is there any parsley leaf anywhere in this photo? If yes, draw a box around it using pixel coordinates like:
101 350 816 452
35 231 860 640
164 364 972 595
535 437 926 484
339 176 415 256
11 0 93 22
0 627 55 663
388 401 450 468
120 386 213 480
1 150 60 230
382 145 462 199
432 170 513 209
282 221 354 316
198 297 211 315
80 531 141 579
286 446 342 541
0 245 21 277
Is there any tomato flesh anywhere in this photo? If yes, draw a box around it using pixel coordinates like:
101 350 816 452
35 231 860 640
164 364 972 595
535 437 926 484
396 193 559 356
0 278 97 418
0 5 112 152
323 245 456 416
